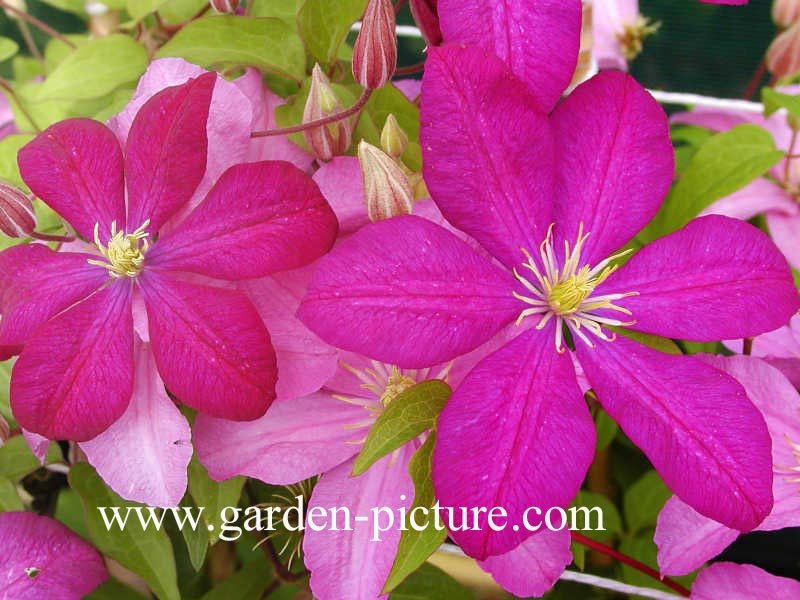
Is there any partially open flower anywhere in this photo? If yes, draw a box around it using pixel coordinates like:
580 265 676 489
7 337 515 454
774 0 800 27
357 140 413 222
352 0 397 89
303 64 352 161
0 181 35 239
767 21 800 79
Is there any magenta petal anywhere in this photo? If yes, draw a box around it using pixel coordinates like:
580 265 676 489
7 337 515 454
18 118 125 240
125 73 215 233
80 341 192 507
0 512 107 599
11 283 133 441
148 161 338 280
0 244 106 350
194 391 368 484
605 215 800 341
552 71 674 263
298 215 520 368
479 529 572 598
767 211 800 270
691 563 800 600
437 0 581 112
420 45 555 269
577 336 773 532
312 156 369 236
303 448 415 600
433 325 595 559
140 271 277 421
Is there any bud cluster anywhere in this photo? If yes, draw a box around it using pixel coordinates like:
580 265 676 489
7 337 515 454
768 0 800 78
302 64 354 162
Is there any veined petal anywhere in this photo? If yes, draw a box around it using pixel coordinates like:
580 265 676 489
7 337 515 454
140 271 277 421
298 215 520 368
420 45 555 269
0 512 107 599
18 118 125 240
0 244 106 351
148 161 338 280
194 391 369 484
433 325 595 559
438 0 581 112
11 282 134 441
700 177 797 221
478 529 572 598
125 73 215 233
691 563 800 600
767 211 800 270
303 448 415 600
577 335 773 532
80 340 192 507
605 215 800 341
552 71 674 263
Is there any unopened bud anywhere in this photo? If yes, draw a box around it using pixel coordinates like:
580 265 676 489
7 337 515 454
0 181 36 238
409 0 441 46
773 0 800 28
0 414 8 448
380 114 408 159
767 22 800 79
353 0 397 89
2 0 26 19
358 140 413 222
303 64 353 161
210 0 239 14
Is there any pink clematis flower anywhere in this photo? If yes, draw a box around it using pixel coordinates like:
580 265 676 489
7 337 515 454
0 511 108 599
592 0 659 71
299 41 799 560
0 71 338 446
690 562 800 599
655 355 800 575
725 314 800 388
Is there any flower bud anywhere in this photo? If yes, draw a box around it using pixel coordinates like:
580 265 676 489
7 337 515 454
380 114 408 159
767 21 800 79
0 181 36 238
773 0 800 28
209 0 239 14
352 0 397 89
0 414 8 449
358 140 413 222
2 0 26 20
303 64 353 161
409 0 441 46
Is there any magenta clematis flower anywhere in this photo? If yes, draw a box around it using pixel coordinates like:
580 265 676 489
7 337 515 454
725 315 800 388
690 562 800 599
299 41 799 559
0 72 338 444
655 355 800 575
0 511 108 599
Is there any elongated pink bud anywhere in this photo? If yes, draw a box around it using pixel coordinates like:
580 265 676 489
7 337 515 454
358 140 413 222
303 64 353 161
767 21 800 78
0 181 35 238
353 0 397 89
773 0 800 28
210 0 239 13
409 0 441 46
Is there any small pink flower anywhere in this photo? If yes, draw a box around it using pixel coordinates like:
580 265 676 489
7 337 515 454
691 562 800 599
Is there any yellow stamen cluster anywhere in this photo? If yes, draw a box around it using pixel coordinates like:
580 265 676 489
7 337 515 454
87 220 150 278
617 16 661 61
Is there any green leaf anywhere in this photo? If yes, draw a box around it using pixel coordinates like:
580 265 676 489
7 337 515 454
352 380 452 476
0 436 61 481
34 35 147 102
570 490 621 543
187 457 245 545
179 495 209 571
390 562 473 600
642 124 784 242
157 16 306 82
127 0 168 21
158 0 208 22
623 470 671 535
0 37 19 63
363 83 423 171
69 463 180 600
0 476 23 511
0 358 13 425
619 534 696 592
0 134 34 192
383 433 448 593
199 553 273 600
55 488 90 539
297 0 367 65
613 327 682 355
248 0 304 24
593 407 618 452
762 87 800 118
85 578 148 600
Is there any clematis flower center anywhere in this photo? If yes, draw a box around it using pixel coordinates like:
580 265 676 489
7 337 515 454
513 222 638 353
780 435 800 484
87 220 150 278
617 16 660 61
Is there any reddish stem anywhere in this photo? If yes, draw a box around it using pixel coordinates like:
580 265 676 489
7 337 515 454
744 59 766 100
30 231 75 243
570 532 691 597
743 338 754 356
0 1 76 48
394 0 408 14
0 78 40 132
395 61 425 76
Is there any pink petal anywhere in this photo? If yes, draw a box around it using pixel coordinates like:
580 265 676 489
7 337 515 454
139 271 277 421
303 448 415 600
433 324 595 559
438 0 581 112
80 340 192 507
11 282 134 441
420 45 554 269
394 78 422 101
240 267 337 401
605 215 800 341
592 0 639 71
148 161 338 280
18 118 125 240
22 429 49 463
194 391 369 484
552 71 674 264
478 529 572 598
312 156 369 236
0 244 106 351
576 335 773 532
767 210 800 270
700 177 797 221
298 215 520 368
0 512 107 599
671 107 768 134
125 73 216 233
691 563 800 600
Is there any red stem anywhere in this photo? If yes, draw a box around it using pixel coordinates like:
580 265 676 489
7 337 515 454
394 0 408 14
570 532 691 597
395 61 425 76
30 231 75 243
744 59 766 100
0 1 76 48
